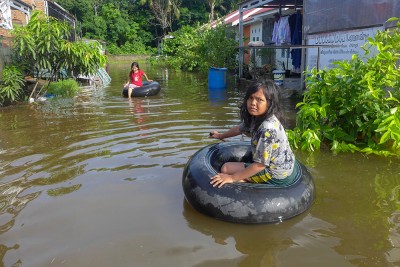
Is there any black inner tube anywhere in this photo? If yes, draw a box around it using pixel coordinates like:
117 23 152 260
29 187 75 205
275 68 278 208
208 143 253 172
182 142 315 224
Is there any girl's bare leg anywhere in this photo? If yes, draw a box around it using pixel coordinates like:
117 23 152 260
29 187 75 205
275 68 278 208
128 87 132 98
220 162 248 182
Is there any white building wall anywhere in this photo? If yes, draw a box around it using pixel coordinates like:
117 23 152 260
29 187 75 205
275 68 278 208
250 22 263 67
250 21 262 42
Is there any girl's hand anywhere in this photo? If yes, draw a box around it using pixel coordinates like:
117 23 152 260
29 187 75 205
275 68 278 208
210 173 234 188
209 131 221 139
148 79 153 82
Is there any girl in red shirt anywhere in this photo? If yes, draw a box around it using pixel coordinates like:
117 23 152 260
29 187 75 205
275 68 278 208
124 62 153 98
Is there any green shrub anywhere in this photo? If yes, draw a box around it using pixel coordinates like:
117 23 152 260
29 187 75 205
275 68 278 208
45 79 81 97
0 65 25 106
287 18 400 157
11 10 107 82
199 23 238 70
161 25 205 71
158 23 238 72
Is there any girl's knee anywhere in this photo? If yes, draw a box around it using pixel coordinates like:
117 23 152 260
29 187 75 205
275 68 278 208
221 163 229 173
220 162 245 175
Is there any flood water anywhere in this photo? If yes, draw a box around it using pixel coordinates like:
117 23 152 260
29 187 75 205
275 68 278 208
1 60 400 267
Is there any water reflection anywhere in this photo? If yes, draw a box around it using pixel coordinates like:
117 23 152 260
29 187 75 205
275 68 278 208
373 160 400 265
208 88 228 105
182 200 295 266
0 177 41 235
128 98 148 134
297 151 400 266
0 244 19 266
182 199 358 267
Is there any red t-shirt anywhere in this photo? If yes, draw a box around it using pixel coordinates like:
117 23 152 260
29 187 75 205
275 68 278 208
129 69 145 86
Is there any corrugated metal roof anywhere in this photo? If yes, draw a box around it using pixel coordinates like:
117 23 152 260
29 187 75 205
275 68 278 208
239 0 303 11
211 7 273 28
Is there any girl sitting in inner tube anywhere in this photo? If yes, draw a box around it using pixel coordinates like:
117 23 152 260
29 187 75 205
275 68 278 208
209 79 295 188
124 62 153 98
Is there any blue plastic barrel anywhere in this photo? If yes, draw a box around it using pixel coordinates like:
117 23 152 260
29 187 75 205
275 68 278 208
208 67 227 89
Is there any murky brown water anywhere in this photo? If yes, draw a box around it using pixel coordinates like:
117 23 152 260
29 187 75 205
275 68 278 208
1 60 400 267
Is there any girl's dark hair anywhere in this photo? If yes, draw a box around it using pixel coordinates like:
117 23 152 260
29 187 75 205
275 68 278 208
131 62 140 69
240 79 284 130
129 62 140 77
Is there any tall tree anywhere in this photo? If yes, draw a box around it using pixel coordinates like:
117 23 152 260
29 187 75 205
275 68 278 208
50 0 242 54
146 0 181 36
206 0 224 23
93 0 104 16
55 0 94 20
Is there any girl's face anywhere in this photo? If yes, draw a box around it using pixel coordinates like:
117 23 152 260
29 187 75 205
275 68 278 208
131 65 139 72
247 89 268 116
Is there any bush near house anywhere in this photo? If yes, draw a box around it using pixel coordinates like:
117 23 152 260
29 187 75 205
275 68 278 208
44 79 81 97
0 65 25 106
287 18 400 157
11 10 107 82
0 10 108 105
153 23 238 72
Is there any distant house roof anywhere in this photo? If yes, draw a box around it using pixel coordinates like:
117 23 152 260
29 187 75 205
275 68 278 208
242 7 275 25
239 0 303 11
211 7 273 28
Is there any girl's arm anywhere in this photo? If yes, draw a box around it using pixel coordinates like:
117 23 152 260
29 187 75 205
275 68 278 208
124 72 131 86
209 125 241 140
143 73 153 82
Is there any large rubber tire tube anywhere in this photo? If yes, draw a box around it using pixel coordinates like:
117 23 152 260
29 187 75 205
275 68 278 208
122 81 161 97
182 141 315 224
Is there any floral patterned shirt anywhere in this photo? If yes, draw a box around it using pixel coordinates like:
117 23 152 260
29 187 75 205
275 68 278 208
240 114 295 179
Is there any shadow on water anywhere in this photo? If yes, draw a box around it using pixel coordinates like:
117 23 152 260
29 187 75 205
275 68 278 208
182 199 299 267
0 60 399 266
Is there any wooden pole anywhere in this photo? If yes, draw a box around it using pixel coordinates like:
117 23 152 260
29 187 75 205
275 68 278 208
28 81 39 100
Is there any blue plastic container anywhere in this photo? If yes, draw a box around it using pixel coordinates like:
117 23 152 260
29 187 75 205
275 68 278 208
272 70 285 86
208 67 227 89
